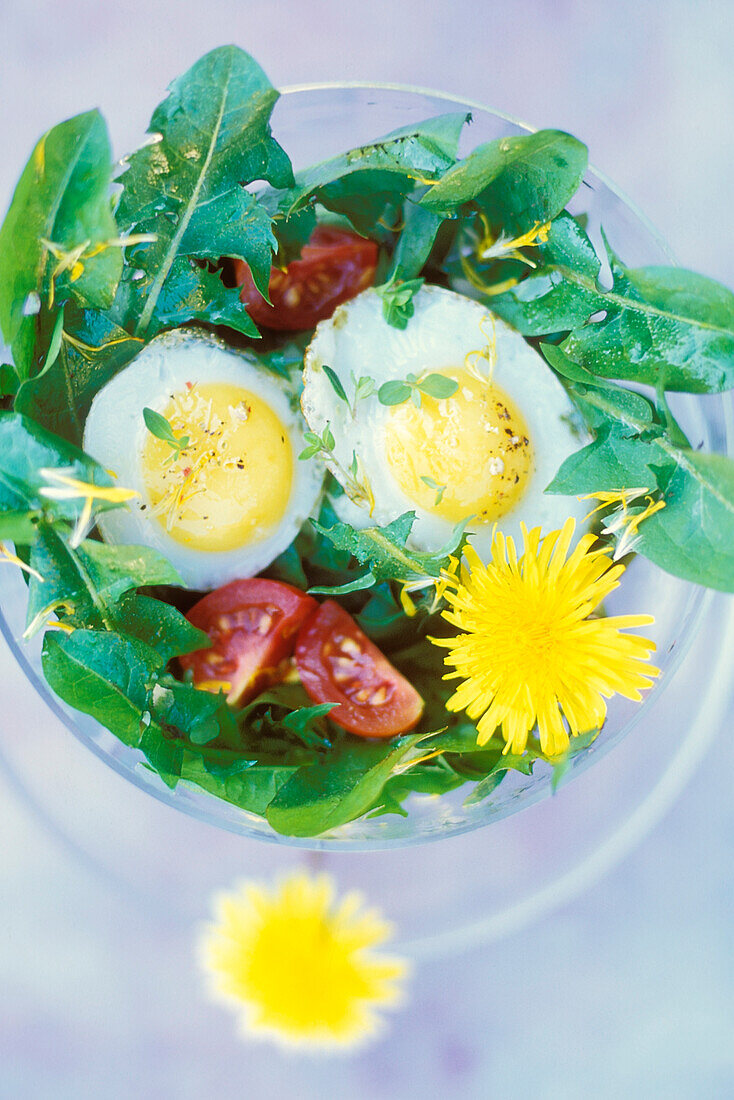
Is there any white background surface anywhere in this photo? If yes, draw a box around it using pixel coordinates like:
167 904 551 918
1 1 734 1096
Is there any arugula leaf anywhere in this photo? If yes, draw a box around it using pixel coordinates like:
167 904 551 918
265 732 425 836
371 760 467 818
488 213 607 334
13 306 142 445
114 46 291 338
0 411 114 519
111 592 209 662
632 453 734 591
284 113 470 218
421 130 588 232
549 729 599 792
387 199 445 284
147 675 238 747
25 522 181 635
311 510 468 591
562 250 734 393
115 256 260 340
544 346 734 590
0 110 122 376
491 227 734 392
42 628 164 748
463 749 536 805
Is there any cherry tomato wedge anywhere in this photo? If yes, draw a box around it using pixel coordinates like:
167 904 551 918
233 226 378 331
180 579 317 706
294 600 424 738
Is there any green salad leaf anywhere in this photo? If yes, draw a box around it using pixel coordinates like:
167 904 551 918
545 345 734 590
284 113 470 217
0 110 122 378
562 248 734 393
265 732 426 837
489 223 734 394
310 510 468 595
13 306 142 444
113 45 291 339
0 411 114 522
420 129 588 232
42 628 164 748
25 523 181 636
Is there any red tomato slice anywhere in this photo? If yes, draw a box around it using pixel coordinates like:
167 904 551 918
233 226 378 331
179 579 318 706
294 600 424 738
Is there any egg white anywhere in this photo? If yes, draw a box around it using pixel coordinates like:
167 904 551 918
83 328 324 590
301 285 590 558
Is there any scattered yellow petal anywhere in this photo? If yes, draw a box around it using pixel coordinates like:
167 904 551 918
477 217 551 265
39 468 139 548
199 870 409 1052
0 542 43 582
194 680 232 695
430 518 659 757
579 488 666 559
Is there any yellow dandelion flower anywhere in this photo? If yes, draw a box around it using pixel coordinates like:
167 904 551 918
199 870 409 1051
431 518 659 757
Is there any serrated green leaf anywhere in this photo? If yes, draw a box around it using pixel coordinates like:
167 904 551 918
112 592 209 662
115 46 290 337
633 452 734 591
266 733 424 836
463 750 536 805
562 254 734 393
0 410 114 517
114 255 260 342
312 510 467 587
0 109 121 374
488 214 606 335
42 628 164 748
13 305 142 445
422 130 588 233
25 523 181 636
284 113 470 217
387 199 444 284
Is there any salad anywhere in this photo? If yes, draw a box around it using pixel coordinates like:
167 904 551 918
1 46 733 839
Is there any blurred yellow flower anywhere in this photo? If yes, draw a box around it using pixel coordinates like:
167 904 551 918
431 518 659 756
199 870 409 1051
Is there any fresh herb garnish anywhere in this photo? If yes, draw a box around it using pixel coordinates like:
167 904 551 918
377 371 459 408
143 406 189 460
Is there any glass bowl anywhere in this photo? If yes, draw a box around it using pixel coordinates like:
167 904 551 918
1 84 732 852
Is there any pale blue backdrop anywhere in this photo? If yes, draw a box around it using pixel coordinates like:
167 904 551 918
1 1 733 1096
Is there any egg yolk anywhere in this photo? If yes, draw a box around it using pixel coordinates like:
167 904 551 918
384 368 533 523
141 381 293 552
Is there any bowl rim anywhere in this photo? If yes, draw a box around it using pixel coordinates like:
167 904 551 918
0 81 725 850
